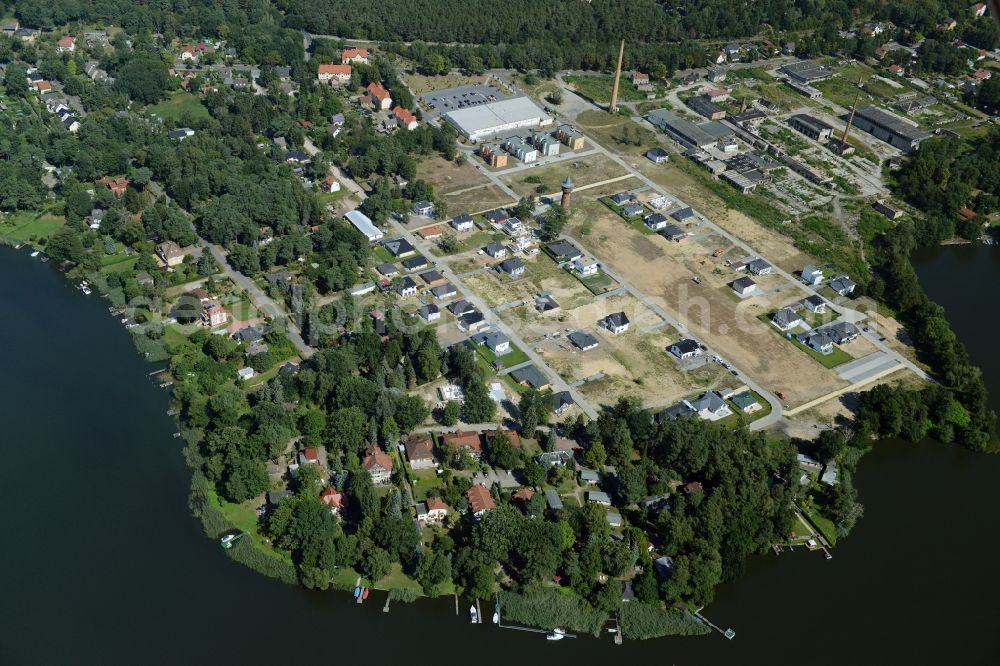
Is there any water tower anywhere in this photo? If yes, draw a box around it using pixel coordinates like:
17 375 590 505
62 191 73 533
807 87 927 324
560 176 575 209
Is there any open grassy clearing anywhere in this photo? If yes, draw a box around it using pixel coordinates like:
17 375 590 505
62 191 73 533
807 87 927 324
405 71 487 96
1 211 65 245
147 91 210 123
500 153 629 198
564 75 659 104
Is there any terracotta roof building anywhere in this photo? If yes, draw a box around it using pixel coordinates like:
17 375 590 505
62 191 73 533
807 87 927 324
466 484 495 518
363 445 394 485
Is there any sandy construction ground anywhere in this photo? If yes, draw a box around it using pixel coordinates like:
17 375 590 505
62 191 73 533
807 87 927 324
567 199 851 408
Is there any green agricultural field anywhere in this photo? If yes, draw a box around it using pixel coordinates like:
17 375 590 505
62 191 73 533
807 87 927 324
147 91 210 123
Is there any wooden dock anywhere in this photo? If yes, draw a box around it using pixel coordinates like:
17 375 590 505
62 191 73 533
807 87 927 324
694 611 735 640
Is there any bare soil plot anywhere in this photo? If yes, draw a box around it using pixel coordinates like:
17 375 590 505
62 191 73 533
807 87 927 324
420 155 492 194
461 254 591 309
500 153 629 198
404 72 487 96
442 184 516 216
566 206 850 408
631 159 821 274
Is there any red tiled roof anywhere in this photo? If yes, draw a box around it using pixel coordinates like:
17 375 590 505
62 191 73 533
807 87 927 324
443 431 482 454
393 106 416 125
958 207 977 220
426 496 450 512
418 226 443 239
367 82 391 101
318 64 352 76
363 445 393 472
485 429 521 448
302 447 320 462
320 487 346 509
58 36 75 48
342 48 369 59
512 488 534 503
466 485 495 514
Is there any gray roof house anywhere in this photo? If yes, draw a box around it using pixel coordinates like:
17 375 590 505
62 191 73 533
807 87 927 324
732 276 756 296
484 241 507 259
498 257 526 277
383 237 416 258
669 338 701 359
772 307 803 331
686 391 732 420
801 265 824 285
546 240 583 262
510 364 551 390
746 258 772 275
545 489 564 510
829 275 856 296
587 490 612 506
600 312 631 335
823 321 860 344
551 391 575 415
802 294 826 313
671 207 696 221
431 283 458 300
568 330 599 351
622 203 645 217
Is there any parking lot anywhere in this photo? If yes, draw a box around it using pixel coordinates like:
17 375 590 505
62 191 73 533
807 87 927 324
419 84 508 120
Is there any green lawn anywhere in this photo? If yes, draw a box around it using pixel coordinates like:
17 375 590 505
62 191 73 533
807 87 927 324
578 269 616 294
372 246 396 264
147 91 210 123
1 211 65 246
475 339 530 369
210 485 293 561
789 335 853 369
600 198 655 235
433 230 493 256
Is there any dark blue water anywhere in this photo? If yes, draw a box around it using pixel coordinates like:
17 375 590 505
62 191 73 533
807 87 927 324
1 245 998 665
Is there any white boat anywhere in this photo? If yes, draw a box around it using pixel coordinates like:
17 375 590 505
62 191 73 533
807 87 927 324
492 611 499 624
82 287 92 295
546 628 566 641
30 251 39 258
469 605 479 624
219 533 240 549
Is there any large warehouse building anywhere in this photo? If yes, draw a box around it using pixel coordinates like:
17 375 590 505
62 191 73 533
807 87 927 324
443 96 552 141
852 106 931 153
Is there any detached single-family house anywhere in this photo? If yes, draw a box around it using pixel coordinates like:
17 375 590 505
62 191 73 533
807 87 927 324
342 47 370 64
552 391 574 415
600 312 631 335
168 128 195 141
824 321 861 344
393 106 418 130
480 331 511 355
376 262 399 278
416 497 450 524
661 224 686 242
610 192 633 205
731 391 761 413
406 436 437 469
669 338 701 360
498 257 526 277
573 257 599 277
402 255 430 272
236 367 256 381
317 63 352 86
746 258 772 275
510 365 551 391
451 214 474 232
829 275 856 296
384 237 416 258
431 283 458 300
546 240 582 263
417 303 441 322
443 431 484 460
420 269 446 286
644 213 668 231
732 276 756 297
320 487 346 515
466 484 495 518
687 390 733 420
545 489 565 510
484 242 507 259
568 330 599 351
588 491 612 506
622 203 645 218
801 265 823 286
646 148 669 163
157 241 187 267
57 35 76 52
365 82 393 110
556 124 586 150
800 330 835 354
322 175 341 193
671 207 696 222
362 445 394 485
802 295 826 314
772 307 803 331
395 276 418 297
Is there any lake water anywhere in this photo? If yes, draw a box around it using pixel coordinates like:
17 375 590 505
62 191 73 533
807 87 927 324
1 245 998 665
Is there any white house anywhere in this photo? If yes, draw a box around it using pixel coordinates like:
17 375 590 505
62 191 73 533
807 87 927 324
573 257 600 277
451 214 474 232
600 312 630 335
481 332 511 355
237 367 256 381
345 209 383 241
801 265 823 285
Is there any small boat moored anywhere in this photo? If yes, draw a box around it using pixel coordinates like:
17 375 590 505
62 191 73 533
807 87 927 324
546 628 566 641
219 533 241 549
492 611 499 625
469 605 478 624
361 587 369 600
353 586 362 599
